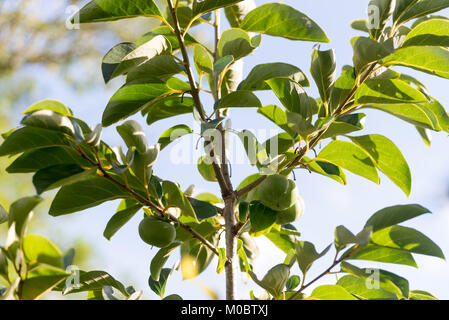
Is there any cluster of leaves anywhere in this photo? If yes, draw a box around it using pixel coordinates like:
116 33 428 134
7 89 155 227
0 196 140 300
1 0 449 299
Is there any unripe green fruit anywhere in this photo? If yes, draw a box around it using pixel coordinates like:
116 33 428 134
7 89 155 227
276 196 304 225
256 174 298 211
138 217 176 248
197 156 217 182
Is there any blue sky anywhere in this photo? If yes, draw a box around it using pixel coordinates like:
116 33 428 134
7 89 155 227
10 0 449 299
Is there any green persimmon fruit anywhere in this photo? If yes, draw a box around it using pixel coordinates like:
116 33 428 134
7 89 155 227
197 156 217 182
256 174 298 211
138 217 176 248
276 196 304 225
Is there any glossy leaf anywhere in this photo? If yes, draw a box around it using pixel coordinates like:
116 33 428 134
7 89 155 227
22 267 70 300
239 63 309 91
395 0 449 25
158 125 193 150
162 181 198 223
348 245 417 267
217 28 260 60
317 141 379 183
72 0 162 23
311 48 337 103
9 196 42 238
103 199 142 240
63 270 128 297
240 3 329 42
311 285 358 300
349 134 411 195
0 127 71 157
337 274 398 300
23 235 63 268
150 242 181 282
382 46 449 79
49 176 132 216
192 0 244 16
295 241 331 275
402 19 449 47
355 79 428 105
352 37 391 73
217 91 262 109
370 225 445 259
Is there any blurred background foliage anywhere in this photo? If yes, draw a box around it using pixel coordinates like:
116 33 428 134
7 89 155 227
0 0 162 272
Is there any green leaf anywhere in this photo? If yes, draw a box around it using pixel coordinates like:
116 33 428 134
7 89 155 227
368 0 395 40
239 63 309 91
286 275 301 291
136 26 198 50
145 96 194 126
224 1 256 28
416 126 432 146
370 225 445 259
217 91 262 109
0 205 8 225
311 285 358 300
321 113 366 139
266 78 317 118
382 46 449 79
337 274 398 300
352 37 391 73
0 127 71 157
365 204 430 232
411 15 449 29
32 165 94 195
127 56 183 83
295 242 331 275
102 78 178 127
23 99 72 117
363 102 442 130
240 3 329 42
181 235 218 278
73 0 162 23
217 28 260 60
402 19 449 47
249 201 277 237
351 19 369 33
257 105 296 137
192 0 244 16
9 196 42 238
116 120 148 153
355 79 428 105
335 226 358 251
329 68 357 112
189 199 218 221
195 193 222 204
341 262 410 298
249 264 290 298
317 141 379 183
348 245 417 267
193 45 214 89
214 55 234 77
286 112 316 140
217 248 227 274
49 176 132 216
105 36 172 83
22 267 70 300
150 242 181 282
349 134 411 195
103 200 141 241
162 181 198 223
304 156 347 185
21 110 75 136
311 48 337 103
6 147 89 174
101 42 136 83
63 270 128 297
23 235 63 268
409 290 438 300
393 0 419 23
158 125 193 150
265 228 296 254
395 0 449 25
